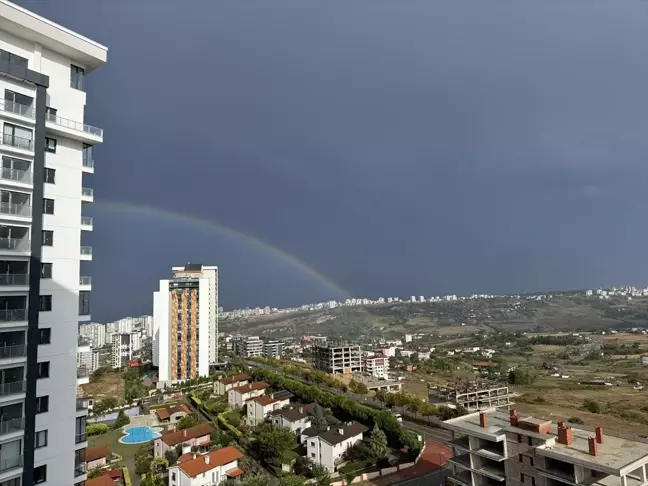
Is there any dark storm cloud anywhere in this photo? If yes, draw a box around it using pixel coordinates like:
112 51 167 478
19 0 648 320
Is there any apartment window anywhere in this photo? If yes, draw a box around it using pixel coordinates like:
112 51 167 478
0 50 28 68
1 478 21 486
517 434 522 443
45 106 57 117
82 143 93 165
527 437 533 446
42 230 53 246
172 473 176 481
4 90 33 116
39 295 52 311
71 65 85 90
38 328 51 345
79 291 91 316
34 465 47 484
45 137 56 153
35 430 48 448
44 168 55 184
37 361 50 379
530 457 534 466
3 123 33 150
519 454 523 462
43 198 54 215
36 396 49 413
40 263 52 279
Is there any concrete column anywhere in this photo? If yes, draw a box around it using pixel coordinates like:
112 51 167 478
640 464 647 485
621 475 628 486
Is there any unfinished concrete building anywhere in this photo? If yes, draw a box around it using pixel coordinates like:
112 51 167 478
314 341 362 374
429 381 514 411
441 408 648 486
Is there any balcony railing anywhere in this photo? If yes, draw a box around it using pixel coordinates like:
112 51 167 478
82 157 94 169
0 455 23 472
0 345 26 359
81 216 93 226
0 381 26 396
77 368 90 379
2 134 33 151
76 398 89 411
0 310 26 322
75 431 87 444
0 274 28 286
0 417 24 435
0 237 29 251
74 462 86 476
80 277 91 286
0 202 30 218
0 168 31 185
0 98 34 118
45 112 103 138
82 187 93 197
80 246 92 256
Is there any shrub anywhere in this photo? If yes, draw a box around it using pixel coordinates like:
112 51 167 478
583 399 601 414
113 410 131 429
568 417 584 425
87 423 110 436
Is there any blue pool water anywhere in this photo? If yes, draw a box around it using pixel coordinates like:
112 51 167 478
119 426 162 445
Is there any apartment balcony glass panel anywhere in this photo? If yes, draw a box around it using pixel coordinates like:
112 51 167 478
0 167 31 185
0 274 27 286
0 97 33 118
1 134 32 151
81 187 93 197
81 216 93 226
74 461 86 476
76 398 89 411
0 345 25 360
0 455 22 472
0 417 24 436
80 277 91 286
0 203 30 218
45 112 103 137
77 368 89 379
80 246 92 256
0 381 25 396
0 309 25 323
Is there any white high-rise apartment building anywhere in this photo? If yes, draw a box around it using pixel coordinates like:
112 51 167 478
79 322 106 348
111 332 138 369
0 1 106 485
153 264 212 388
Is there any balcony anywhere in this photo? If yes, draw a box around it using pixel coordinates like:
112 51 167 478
0 202 30 218
0 455 22 472
81 187 93 201
81 216 93 231
45 111 103 144
0 417 24 436
80 246 92 260
0 380 25 396
76 398 90 411
0 310 26 323
74 461 86 476
0 235 29 253
82 157 94 172
77 367 90 385
1 134 33 152
0 167 31 186
80 276 91 286
75 431 87 444
0 98 34 119
0 274 27 286
0 345 26 360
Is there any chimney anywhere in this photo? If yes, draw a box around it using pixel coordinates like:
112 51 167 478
338 428 344 435
479 412 487 428
326 426 330 431
509 408 519 427
595 426 604 444
192 453 197 459
299 407 304 414
588 436 598 456
557 422 573 446
183 430 187 437
205 455 210 464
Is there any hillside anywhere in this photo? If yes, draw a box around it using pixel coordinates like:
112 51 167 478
220 294 648 340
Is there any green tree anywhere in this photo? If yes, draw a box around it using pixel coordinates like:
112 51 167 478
87 468 103 479
254 423 297 467
165 448 179 466
113 410 130 429
223 473 269 486
293 456 313 477
279 474 307 486
583 399 601 414
369 426 388 459
312 464 331 486
135 452 153 476
311 404 327 429
177 414 201 430
508 369 537 386
399 429 423 459
374 390 387 405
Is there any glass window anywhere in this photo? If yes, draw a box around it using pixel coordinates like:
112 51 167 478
43 198 54 215
42 230 53 246
34 465 47 484
4 90 33 117
40 263 52 279
35 430 48 448
38 328 51 345
79 291 91 315
36 396 49 413
45 137 56 153
39 295 52 312
0 50 28 68
37 361 49 379
3 123 33 150
44 168 55 184
71 65 85 90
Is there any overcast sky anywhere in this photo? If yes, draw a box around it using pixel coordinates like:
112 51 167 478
18 0 648 321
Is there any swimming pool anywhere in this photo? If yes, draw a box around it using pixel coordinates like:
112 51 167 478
118 425 163 445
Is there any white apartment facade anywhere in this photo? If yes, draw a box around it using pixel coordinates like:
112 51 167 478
234 336 263 357
78 322 105 348
246 395 290 426
0 2 106 485
110 332 138 369
171 264 219 364
363 354 389 379
153 266 210 388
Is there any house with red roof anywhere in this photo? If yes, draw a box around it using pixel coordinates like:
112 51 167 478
214 373 251 395
154 423 215 458
246 393 291 426
155 403 191 424
168 446 244 486
227 381 268 409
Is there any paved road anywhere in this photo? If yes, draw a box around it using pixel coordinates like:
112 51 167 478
392 468 449 486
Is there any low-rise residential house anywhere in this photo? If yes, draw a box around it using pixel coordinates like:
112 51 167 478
154 423 215 458
270 403 316 435
85 476 117 486
86 445 110 471
214 374 251 396
247 394 291 426
228 381 268 409
168 446 244 486
305 421 369 472
156 404 192 423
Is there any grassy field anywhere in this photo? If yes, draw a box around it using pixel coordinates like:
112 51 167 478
88 429 142 460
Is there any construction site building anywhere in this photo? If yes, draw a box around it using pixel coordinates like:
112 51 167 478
429 381 514 411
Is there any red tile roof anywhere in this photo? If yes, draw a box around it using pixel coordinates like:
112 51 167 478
178 453 195 464
86 445 110 462
226 467 244 477
253 395 281 406
177 446 244 478
156 404 190 420
160 423 215 446
230 381 268 394
220 374 251 385
85 476 115 486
